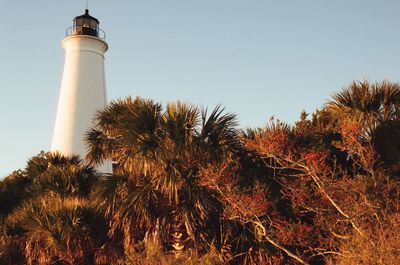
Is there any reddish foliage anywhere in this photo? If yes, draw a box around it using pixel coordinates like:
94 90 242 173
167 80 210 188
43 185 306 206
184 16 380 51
245 130 294 157
273 220 315 246
302 151 330 173
224 190 270 220
337 121 378 171
339 121 363 148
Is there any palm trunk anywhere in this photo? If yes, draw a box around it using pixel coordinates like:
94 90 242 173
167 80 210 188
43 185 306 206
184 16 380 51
169 211 186 256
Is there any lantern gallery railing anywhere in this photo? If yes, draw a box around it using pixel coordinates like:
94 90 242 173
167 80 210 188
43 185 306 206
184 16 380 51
66 26 106 39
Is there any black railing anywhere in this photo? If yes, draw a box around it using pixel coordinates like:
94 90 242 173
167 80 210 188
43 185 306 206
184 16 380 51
66 26 106 39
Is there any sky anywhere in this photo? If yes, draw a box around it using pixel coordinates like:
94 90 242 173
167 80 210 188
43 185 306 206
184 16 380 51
1 0 400 177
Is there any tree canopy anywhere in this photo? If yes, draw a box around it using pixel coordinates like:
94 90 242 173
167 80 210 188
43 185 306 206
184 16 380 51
1 80 400 264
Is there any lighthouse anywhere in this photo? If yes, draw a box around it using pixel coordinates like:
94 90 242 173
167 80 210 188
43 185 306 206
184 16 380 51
51 9 111 172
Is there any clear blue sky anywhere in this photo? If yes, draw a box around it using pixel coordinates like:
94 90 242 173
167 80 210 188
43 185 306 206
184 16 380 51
1 0 399 177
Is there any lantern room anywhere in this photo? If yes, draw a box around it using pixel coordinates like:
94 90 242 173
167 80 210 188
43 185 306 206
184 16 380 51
66 9 105 39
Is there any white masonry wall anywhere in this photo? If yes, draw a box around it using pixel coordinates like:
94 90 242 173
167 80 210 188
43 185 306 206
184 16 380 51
51 35 111 173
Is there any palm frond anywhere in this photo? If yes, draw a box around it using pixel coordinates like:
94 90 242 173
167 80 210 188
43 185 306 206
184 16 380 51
86 97 164 174
200 105 240 161
91 173 128 217
85 127 115 165
26 152 82 177
163 101 200 153
327 80 400 123
7 195 105 264
29 163 97 198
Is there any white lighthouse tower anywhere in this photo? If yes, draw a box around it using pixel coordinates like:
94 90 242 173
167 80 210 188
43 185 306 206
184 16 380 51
51 9 111 172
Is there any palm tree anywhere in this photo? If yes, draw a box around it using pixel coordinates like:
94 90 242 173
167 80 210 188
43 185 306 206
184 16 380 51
326 80 400 166
86 97 240 255
326 80 400 133
7 195 108 265
0 152 113 265
26 152 97 199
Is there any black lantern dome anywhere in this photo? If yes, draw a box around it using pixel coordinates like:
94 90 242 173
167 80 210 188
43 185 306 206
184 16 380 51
66 9 105 39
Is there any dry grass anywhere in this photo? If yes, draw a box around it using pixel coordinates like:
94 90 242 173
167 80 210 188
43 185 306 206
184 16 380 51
328 214 400 265
124 244 223 265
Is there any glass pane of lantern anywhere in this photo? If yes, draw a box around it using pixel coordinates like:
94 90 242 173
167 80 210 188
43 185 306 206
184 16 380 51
75 18 82 26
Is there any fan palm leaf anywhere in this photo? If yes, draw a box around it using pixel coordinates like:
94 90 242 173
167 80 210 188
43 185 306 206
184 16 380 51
86 97 163 175
7 195 107 265
326 80 400 131
200 105 240 162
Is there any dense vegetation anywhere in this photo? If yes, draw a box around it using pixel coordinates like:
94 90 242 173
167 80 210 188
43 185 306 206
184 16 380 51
1 80 400 264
